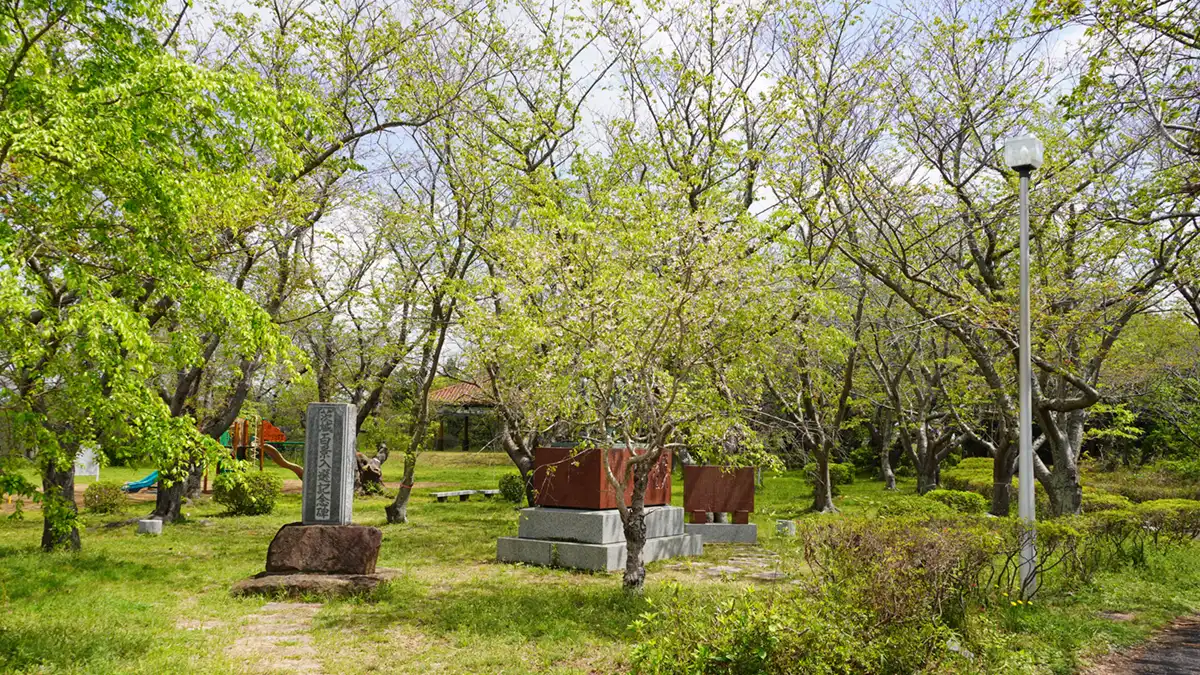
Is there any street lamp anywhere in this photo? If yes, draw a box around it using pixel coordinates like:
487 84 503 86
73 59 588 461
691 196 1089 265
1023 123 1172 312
1005 134 1043 598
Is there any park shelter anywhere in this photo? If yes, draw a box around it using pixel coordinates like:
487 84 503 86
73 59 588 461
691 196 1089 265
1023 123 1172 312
428 381 496 452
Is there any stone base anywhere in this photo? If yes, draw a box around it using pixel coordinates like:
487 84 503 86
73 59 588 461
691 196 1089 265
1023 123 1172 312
497 533 702 572
267 522 382 575
685 523 757 544
230 568 402 598
517 505 684 544
137 519 163 536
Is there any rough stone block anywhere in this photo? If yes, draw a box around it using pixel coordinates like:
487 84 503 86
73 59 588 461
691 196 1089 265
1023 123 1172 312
266 522 382 575
137 519 163 535
302 402 357 525
685 523 758 544
776 520 797 536
517 505 684 544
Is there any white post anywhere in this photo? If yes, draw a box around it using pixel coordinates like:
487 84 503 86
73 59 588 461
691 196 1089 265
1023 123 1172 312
1017 168 1036 598
1004 134 1044 599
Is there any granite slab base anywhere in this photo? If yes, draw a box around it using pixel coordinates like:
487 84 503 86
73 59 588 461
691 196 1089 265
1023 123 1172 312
517 505 684 544
230 568 402 598
497 533 702 572
685 523 758 544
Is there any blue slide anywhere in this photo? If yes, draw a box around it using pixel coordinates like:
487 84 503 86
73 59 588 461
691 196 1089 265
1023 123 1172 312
122 470 159 493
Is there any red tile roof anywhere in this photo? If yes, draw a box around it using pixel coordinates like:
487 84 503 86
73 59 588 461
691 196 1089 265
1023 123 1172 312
428 381 494 406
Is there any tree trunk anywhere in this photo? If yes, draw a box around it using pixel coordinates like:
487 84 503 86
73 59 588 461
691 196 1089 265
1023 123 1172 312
384 452 417 524
355 444 388 495
880 448 896 490
1046 462 1083 516
621 468 651 593
990 453 1014 516
152 463 203 522
810 449 837 513
41 460 80 552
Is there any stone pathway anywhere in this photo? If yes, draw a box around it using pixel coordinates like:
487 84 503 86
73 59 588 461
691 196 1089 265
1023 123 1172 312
227 602 325 674
662 548 790 583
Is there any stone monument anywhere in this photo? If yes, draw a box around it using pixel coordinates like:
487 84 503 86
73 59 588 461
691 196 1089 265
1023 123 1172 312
302 402 356 525
682 466 758 544
232 403 394 598
496 446 702 572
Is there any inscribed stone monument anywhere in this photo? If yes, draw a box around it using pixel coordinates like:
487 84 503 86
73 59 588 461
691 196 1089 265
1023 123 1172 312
302 403 357 525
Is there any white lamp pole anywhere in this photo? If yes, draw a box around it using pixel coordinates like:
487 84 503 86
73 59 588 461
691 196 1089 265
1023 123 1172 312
1004 134 1044 599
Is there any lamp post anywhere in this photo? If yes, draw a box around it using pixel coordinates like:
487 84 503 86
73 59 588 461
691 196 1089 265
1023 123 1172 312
1004 134 1044 598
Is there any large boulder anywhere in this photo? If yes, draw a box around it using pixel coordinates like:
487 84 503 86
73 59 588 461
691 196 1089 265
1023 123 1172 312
265 522 382 575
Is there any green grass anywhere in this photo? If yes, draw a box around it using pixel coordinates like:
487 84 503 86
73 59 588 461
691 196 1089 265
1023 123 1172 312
3 456 1199 673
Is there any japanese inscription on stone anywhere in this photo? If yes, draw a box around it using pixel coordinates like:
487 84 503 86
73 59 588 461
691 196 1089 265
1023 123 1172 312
302 402 356 525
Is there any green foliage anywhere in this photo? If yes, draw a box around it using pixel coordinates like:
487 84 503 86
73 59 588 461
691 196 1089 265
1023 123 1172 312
1081 488 1133 512
212 464 281 516
925 489 989 514
0 470 39 519
803 462 854 494
83 482 126 515
498 474 525 504
876 495 957 518
941 458 999 499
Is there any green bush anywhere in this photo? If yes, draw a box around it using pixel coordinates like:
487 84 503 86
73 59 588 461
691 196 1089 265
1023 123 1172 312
498 474 525 504
941 458 997 498
632 517 1000 674
925 489 989 514
82 481 125 514
1153 459 1200 483
1081 488 1133 512
213 466 281 516
876 495 956 518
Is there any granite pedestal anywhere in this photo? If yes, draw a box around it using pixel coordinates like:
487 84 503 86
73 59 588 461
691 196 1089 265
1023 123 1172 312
684 522 758 544
497 505 702 572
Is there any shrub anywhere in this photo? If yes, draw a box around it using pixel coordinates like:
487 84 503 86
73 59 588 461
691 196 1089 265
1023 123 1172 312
925 489 989 514
941 458 997 498
1153 459 1200 483
213 466 281 516
631 584 965 675
83 481 125 514
1134 499 1200 546
876 495 956 518
1081 488 1133 513
498 474 525 504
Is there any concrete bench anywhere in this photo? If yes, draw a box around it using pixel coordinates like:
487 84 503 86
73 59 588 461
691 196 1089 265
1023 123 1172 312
477 489 500 499
433 490 477 502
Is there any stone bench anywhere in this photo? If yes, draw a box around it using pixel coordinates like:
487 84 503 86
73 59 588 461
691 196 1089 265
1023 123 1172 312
433 490 477 502
477 489 500 498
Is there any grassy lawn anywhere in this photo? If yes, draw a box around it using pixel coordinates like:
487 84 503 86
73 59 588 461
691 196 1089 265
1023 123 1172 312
2 454 1199 673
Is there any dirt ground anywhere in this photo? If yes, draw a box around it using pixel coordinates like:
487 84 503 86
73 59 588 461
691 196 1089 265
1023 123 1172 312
1085 617 1200 675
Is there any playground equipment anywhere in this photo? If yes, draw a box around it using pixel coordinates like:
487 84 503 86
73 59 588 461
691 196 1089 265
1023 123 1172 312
203 418 304 492
122 470 159 493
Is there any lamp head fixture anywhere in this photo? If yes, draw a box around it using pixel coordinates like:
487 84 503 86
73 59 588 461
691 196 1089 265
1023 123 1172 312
1004 135 1044 172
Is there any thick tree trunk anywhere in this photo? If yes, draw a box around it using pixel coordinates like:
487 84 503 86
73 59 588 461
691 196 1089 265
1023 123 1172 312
384 452 417 524
810 449 837 513
621 469 651 593
41 461 80 552
152 463 203 522
916 452 939 494
1046 462 1083 516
